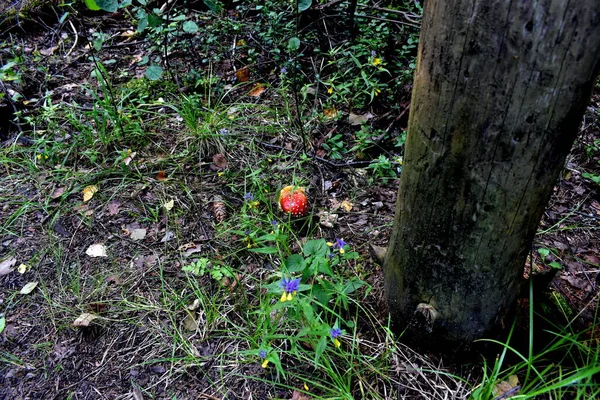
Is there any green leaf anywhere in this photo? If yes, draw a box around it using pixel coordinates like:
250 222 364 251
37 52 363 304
183 20 199 34
582 172 600 185
312 284 332 307
144 65 163 80
250 247 278 254
314 335 327 365
84 0 101 11
316 258 333 277
95 0 118 12
298 0 312 12
203 0 222 13
137 13 148 32
303 239 329 258
0 316 5 334
537 248 550 259
548 261 562 269
288 37 300 51
148 13 162 28
285 254 305 272
343 278 366 295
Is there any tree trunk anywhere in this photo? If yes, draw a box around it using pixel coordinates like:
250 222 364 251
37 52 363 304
383 0 600 343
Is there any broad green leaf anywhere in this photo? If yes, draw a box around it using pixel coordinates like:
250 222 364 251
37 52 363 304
318 259 333 276
303 239 329 258
84 0 101 11
183 21 199 34
148 13 163 28
298 0 312 12
0 316 5 333
137 14 148 32
145 65 163 80
285 254 305 272
288 37 300 51
312 284 332 307
548 261 562 269
343 278 366 295
95 0 118 12
203 0 222 13
537 248 550 259
582 172 600 185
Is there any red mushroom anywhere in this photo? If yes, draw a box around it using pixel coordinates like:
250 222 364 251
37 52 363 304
278 185 309 217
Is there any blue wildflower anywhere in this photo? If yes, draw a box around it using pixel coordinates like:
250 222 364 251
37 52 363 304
330 327 342 347
259 349 269 368
327 238 347 254
279 277 301 302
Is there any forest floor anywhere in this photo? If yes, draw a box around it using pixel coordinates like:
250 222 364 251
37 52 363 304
1 2 599 399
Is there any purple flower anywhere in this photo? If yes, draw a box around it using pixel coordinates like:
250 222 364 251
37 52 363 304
244 193 254 200
334 238 346 249
371 50 376 57
330 327 342 338
259 349 267 359
279 277 301 302
280 67 287 74
330 327 342 348
271 220 278 227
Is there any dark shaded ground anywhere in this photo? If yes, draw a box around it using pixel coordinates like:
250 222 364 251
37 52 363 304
1 3 599 399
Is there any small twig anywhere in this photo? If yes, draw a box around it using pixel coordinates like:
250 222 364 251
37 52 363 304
66 20 79 57
353 13 421 29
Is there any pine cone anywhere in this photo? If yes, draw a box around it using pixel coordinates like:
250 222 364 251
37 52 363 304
213 195 227 223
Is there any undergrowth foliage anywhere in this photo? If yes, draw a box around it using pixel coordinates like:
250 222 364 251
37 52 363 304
0 0 599 399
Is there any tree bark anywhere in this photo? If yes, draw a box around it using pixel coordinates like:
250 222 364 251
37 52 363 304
384 0 600 343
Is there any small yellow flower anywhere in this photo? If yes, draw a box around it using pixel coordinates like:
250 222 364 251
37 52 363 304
374 88 381 96
373 57 382 66
326 242 334 247
339 248 345 254
333 338 341 348
218 172 224 177
304 383 310 391
327 87 334 94
37 154 42 160
261 359 269 368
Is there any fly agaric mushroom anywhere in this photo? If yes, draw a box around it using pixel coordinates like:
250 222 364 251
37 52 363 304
278 185 309 217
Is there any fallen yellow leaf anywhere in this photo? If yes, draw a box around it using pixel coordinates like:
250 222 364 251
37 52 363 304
82 185 98 202
164 199 175 211
340 199 353 212
17 263 30 274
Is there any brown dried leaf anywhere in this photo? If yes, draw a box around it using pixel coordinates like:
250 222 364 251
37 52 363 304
323 107 338 119
492 375 519 398
236 67 250 82
248 83 266 97
107 201 121 215
51 187 65 200
212 153 228 170
73 313 99 327
290 390 311 400
0 257 17 276
348 112 374 126
156 171 167 181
